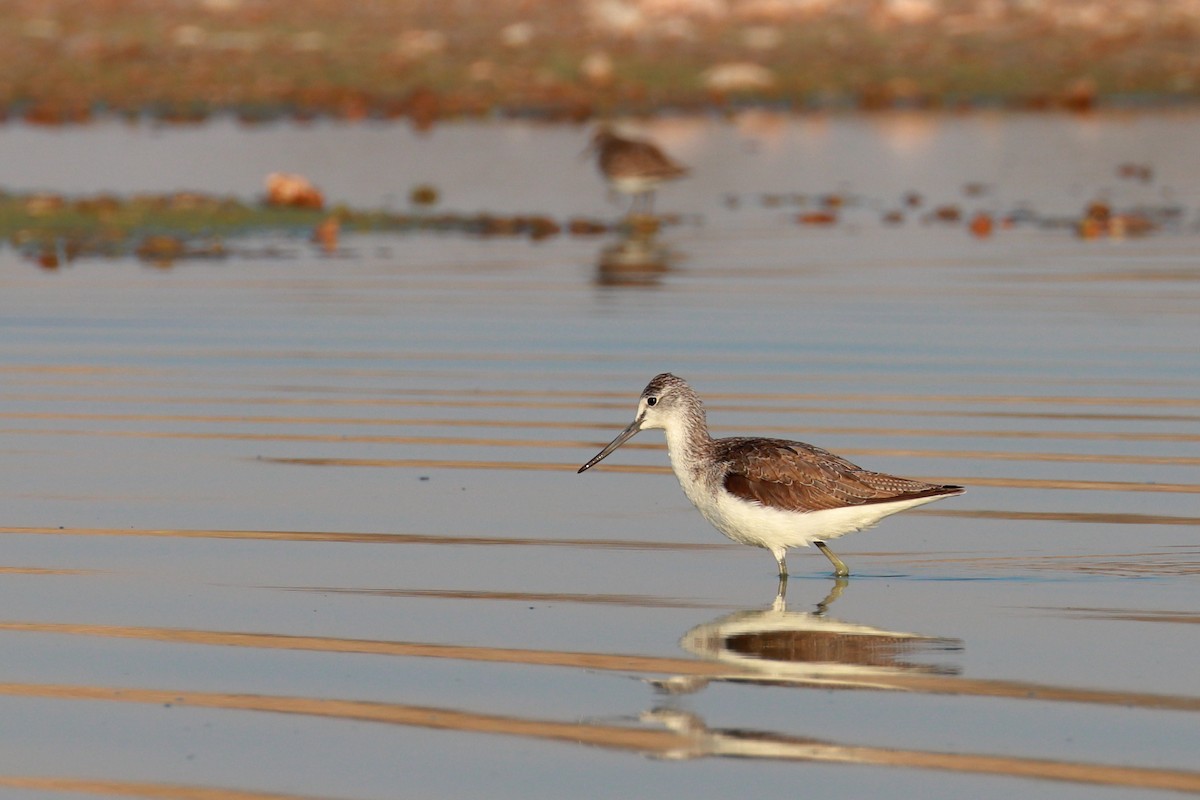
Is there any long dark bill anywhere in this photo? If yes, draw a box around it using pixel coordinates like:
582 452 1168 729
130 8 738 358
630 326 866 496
577 416 643 473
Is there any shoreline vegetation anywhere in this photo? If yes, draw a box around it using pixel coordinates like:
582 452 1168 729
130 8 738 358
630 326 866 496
4 0 1200 128
4 180 1177 270
2 187 621 268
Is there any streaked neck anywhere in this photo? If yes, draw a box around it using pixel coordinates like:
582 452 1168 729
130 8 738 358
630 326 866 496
663 402 712 472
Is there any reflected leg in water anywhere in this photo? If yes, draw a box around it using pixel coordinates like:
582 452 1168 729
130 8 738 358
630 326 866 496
772 575 787 611
815 578 848 615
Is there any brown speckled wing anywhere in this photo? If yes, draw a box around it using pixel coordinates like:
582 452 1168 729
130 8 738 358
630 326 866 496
601 140 688 181
718 438 962 513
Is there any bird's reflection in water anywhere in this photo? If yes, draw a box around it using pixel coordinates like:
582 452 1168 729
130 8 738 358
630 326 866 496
594 215 677 287
652 580 962 695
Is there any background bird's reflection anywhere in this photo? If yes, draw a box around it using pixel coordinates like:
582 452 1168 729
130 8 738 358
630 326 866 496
594 219 677 287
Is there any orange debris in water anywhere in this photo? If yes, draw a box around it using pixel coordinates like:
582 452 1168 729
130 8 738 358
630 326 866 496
526 216 561 241
1076 199 1156 239
969 212 994 239
265 172 324 209
1117 163 1153 183
567 218 609 236
797 211 837 225
410 184 440 207
313 216 340 253
1084 200 1111 223
931 205 962 223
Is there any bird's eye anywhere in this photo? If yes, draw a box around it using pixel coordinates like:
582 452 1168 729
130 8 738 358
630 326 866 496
646 396 658 407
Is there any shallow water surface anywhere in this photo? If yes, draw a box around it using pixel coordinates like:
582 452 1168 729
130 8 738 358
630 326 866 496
1 113 1199 799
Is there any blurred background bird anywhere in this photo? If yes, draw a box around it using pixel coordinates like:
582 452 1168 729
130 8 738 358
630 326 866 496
586 125 688 216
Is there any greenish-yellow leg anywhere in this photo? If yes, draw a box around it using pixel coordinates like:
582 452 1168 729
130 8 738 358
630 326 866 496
815 578 848 614
815 541 850 578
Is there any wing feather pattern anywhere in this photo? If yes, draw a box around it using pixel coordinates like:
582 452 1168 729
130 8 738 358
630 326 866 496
601 140 688 181
719 438 963 513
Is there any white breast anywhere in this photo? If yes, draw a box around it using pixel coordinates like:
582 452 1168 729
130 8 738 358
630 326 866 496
609 175 662 195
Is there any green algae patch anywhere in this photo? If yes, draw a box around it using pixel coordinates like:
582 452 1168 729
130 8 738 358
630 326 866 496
0 189 597 267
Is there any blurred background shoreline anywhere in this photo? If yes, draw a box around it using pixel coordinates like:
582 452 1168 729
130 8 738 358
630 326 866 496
6 0 1200 128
